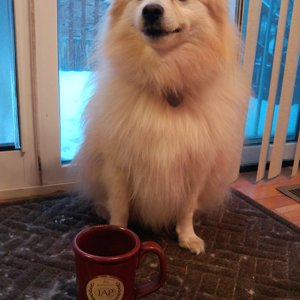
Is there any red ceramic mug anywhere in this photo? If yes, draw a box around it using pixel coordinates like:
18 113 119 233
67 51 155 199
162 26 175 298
72 225 167 300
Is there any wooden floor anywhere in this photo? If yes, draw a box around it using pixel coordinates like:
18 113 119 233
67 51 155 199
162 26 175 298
232 168 300 228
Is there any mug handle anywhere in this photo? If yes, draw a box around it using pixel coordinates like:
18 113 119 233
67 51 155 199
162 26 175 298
134 241 167 300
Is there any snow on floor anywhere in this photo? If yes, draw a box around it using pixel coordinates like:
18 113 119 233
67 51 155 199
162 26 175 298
59 71 299 162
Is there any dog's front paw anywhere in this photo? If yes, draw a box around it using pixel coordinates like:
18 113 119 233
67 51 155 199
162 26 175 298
178 234 205 255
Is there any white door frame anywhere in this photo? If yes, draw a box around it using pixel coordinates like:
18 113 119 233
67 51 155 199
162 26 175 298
33 0 75 185
0 0 75 200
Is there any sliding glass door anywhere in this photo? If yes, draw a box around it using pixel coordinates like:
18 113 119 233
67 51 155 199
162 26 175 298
2 0 298 193
37 0 280 184
56 0 238 163
0 0 20 151
244 0 299 144
57 0 105 163
0 1 38 191
33 0 108 184
241 0 300 168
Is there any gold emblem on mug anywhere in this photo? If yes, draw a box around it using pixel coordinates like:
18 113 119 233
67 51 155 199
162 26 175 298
86 275 125 300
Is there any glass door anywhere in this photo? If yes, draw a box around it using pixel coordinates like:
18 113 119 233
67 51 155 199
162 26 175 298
0 0 39 192
35 0 243 184
241 0 300 166
57 0 106 163
33 0 109 184
244 0 299 144
35 0 300 185
0 0 20 151
58 0 113 164
57 0 238 163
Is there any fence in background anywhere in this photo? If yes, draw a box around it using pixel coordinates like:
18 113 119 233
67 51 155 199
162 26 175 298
57 0 109 71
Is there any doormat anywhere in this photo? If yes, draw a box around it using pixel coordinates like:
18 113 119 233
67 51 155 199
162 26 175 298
277 184 300 204
0 191 300 299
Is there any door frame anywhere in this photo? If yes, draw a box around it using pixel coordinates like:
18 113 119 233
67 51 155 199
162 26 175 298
0 0 75 201
33 0 76 185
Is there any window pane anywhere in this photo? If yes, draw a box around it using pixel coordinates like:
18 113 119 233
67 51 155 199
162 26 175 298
0 0 20 150
56 0 239 163
290 54 300 141
228 0 237 22
57 0 109 163
243 0 299 145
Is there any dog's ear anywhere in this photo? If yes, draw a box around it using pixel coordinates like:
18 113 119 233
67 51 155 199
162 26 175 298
202 0 228 21
109 0 127 21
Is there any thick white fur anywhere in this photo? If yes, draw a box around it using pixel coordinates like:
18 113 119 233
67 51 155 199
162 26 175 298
75 0 249 254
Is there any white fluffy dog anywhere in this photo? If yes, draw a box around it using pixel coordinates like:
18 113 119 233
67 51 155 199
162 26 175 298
75 0 249 254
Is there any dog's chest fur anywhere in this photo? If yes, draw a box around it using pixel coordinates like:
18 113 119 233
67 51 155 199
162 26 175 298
98 90 219 226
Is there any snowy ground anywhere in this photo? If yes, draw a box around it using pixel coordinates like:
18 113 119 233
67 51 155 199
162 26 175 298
59 71 299 162
59 71 93 161
245 96 299 142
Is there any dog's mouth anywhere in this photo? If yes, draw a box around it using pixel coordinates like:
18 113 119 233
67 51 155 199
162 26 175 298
143 27 182 39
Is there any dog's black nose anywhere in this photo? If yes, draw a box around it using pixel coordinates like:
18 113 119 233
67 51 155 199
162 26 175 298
142 4 164 23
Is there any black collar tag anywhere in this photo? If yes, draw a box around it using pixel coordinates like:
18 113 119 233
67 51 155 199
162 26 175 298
164 90 183 107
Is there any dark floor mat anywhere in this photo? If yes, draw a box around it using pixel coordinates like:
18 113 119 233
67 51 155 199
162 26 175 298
0 191 300 300
277 184 300 204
